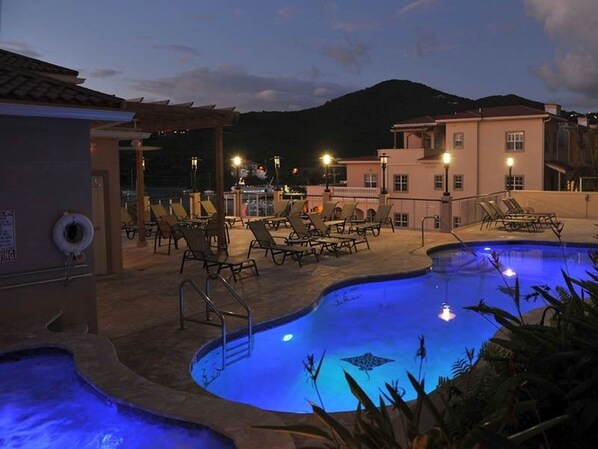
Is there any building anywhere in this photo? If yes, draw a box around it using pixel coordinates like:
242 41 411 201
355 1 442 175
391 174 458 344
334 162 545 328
320 104 595 229
0 49 238 332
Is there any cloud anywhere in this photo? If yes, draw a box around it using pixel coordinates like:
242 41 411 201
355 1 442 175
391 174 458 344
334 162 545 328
153 44 201 57
323 40 371 73
87 68 123 78
394 32 459 57
396 0 439 16
126 66 353 112
331 20 380 32
524 0 598 104
0 41 41 58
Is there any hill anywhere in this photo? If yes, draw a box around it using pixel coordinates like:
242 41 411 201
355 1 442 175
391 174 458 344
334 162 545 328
124 80 552 189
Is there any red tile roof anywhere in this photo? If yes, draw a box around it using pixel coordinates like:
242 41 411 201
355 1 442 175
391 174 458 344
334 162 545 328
0 48 78 76
0 66 124 108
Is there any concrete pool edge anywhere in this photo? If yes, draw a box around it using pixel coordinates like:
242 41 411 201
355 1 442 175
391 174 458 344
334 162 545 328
0 314 295 449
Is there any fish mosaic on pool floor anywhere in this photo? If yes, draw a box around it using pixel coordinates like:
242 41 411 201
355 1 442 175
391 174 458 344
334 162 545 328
341 352 394 380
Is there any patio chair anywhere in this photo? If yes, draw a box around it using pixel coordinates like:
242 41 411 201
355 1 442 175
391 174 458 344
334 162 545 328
324 202 358 233
348 203 394 236
202 217 230 248
489 200 546 230
121 207 152 240
264 199 307 230
154 215 185 255
200 199 244 227
245 199 290 226
501 198 559 227
287 214 353 257
247 219 319 266
150 204 170 222
307 213 370 252
171 202 190 221
179 227 258 282
479 201 538 232
319 201 338 221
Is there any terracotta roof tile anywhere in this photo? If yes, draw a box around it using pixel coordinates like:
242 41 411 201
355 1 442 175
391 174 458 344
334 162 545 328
0 48 78 76
0 67 124 108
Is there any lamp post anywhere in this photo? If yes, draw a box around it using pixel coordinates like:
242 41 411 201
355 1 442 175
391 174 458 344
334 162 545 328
191 156 198 192
443 152 451 196
380 153 388 194
322 153 332 192
232 155 242 190
507 157 514 196
274 155 281 190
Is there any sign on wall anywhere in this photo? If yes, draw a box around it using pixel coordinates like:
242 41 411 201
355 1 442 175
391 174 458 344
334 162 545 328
0 210 16 263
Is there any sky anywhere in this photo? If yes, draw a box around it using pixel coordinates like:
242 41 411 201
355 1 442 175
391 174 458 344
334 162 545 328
1 0 597 113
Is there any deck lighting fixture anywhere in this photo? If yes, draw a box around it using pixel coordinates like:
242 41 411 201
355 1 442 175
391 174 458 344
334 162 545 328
380 153 389 194
142 157 146 171
232 156 242 190
507 157 514 194
191 156 198 192
442 152 451 196
438 304 456 322
502 268 516 277
322 153 332 192
274 155 281 190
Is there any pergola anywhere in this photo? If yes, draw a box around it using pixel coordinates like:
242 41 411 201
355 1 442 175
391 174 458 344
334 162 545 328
116 99 240 249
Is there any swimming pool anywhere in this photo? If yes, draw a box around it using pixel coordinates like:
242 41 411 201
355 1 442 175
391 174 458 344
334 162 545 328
0 350 235 449
192 242 596 414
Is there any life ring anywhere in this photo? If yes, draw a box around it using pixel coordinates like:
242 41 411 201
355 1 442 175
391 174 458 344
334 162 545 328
53 212 94 256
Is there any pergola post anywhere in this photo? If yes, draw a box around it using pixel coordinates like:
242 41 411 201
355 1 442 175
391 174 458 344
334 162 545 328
136 148 147 247
214 126 226 250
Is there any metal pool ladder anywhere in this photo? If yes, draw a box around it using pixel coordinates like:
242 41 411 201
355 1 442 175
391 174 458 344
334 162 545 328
179 274 253 369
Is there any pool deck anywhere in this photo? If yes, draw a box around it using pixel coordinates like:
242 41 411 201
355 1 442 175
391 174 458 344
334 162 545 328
3 218 597 449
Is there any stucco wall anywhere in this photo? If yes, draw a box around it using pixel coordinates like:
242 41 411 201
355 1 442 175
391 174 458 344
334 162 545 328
0 115 98 332
512 190 598 219
91 138 123 274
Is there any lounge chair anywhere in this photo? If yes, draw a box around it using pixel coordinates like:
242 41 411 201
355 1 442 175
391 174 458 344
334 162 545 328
202 217 230 248
200 199 244 227
489 200 547 230
324 202 358 233
349 203 394 236
264 199 307 230
479 201 539 232
501 198 559 227
154 215 185 255
150 204 170 222
171 202 190 221
319 201 338 221
248 199 290 221
287 214 353 257
307 213 370 252
120 207 153 239
247 220 319 266
179 227 258 282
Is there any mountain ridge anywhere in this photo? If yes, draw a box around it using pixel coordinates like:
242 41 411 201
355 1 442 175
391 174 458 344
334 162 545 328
132 80 556 188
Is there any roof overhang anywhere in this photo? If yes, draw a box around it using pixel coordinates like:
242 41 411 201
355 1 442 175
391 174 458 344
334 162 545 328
545 160 573 174
0 101 134 122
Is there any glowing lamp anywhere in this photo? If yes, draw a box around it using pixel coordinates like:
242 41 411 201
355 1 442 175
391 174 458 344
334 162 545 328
502 268 516 277
438 304 456 322
282 334 293 342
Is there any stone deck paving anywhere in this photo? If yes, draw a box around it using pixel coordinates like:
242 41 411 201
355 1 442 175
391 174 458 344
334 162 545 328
91 218 598 448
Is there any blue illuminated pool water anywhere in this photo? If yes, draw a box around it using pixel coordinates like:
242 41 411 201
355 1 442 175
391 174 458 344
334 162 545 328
192 243 596 413
0 350 235 449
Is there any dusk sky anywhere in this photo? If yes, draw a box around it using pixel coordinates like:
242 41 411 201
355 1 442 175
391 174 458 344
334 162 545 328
1 0 597 113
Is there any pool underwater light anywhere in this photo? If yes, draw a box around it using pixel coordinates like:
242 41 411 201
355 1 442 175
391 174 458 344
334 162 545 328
438 304 456 321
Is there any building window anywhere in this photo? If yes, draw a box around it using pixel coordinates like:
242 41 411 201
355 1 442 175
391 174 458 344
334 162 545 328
505 175 525 190
434 216 440 229
364 173 377 188
394 213 409 228
434 175 443 190
453 132 464 149
453 174 464 190
506 131 524 151
453 216 462 228
394 174 408 192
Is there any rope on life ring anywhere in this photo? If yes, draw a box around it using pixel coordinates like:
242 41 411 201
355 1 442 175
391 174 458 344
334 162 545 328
53 212 94 256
